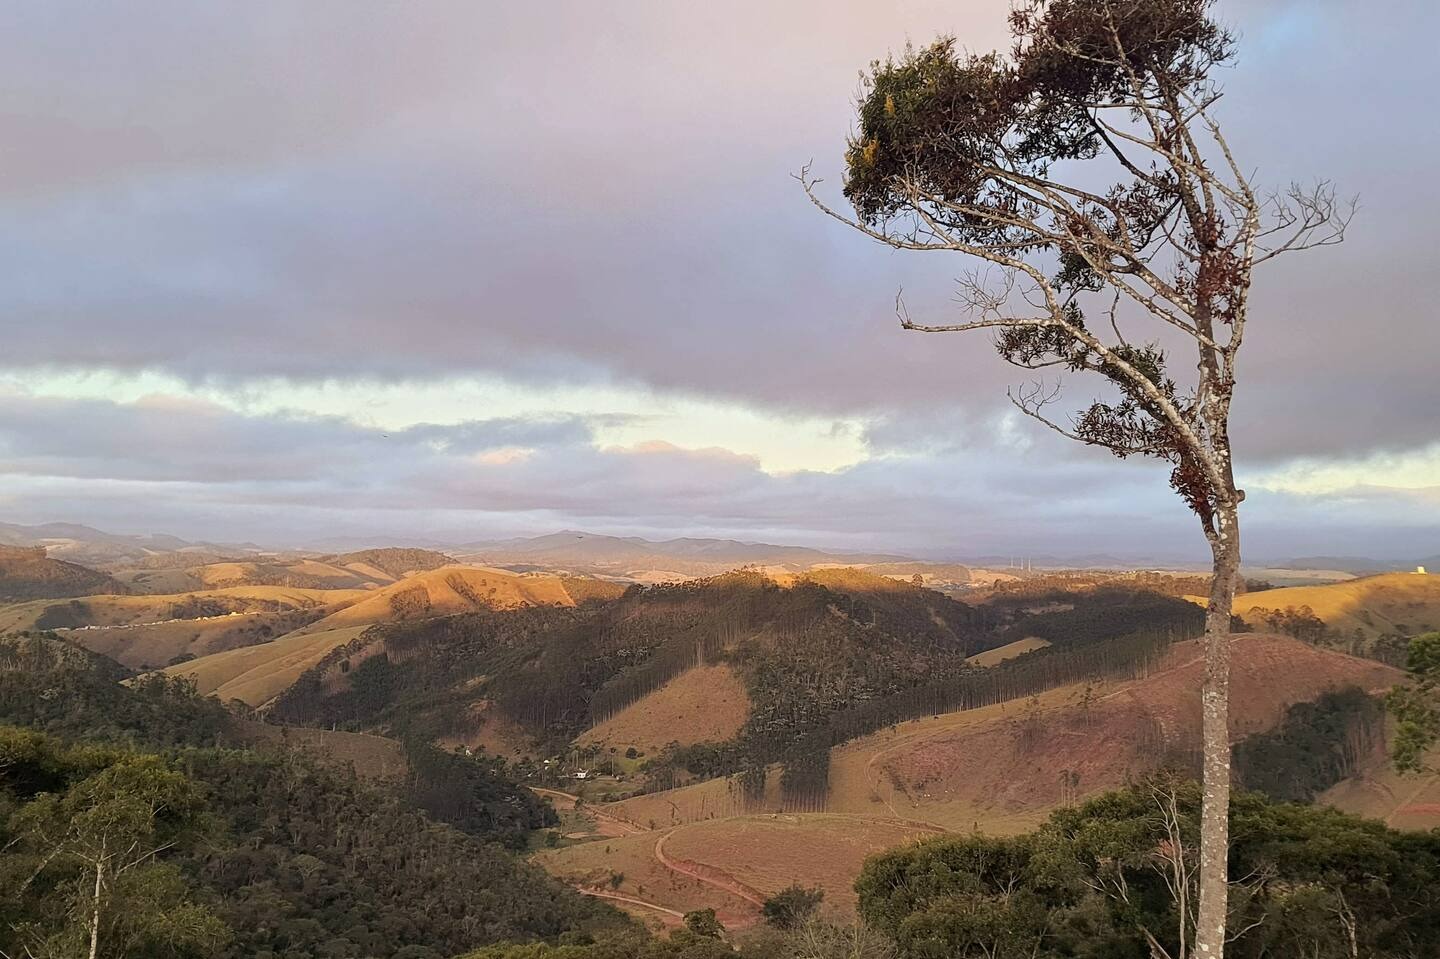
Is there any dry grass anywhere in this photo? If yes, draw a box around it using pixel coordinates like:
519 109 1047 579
1230 572 1440 642
229 718 409 781
660 814 938 918
579 665 750 752
966 637 1051 668
292 566 578 634
1320 739 1440 831
59 608 324 670
536 812 936 926
0 585 368 633
534 830 761 930
163 625 371 706
826 633 1401 832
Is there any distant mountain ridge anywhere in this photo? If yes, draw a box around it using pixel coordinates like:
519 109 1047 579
457 530 915 575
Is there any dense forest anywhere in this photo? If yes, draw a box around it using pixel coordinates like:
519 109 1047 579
1234 687 1387 802
0 635 624 958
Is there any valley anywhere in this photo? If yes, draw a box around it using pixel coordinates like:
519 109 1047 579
4 532 1439 951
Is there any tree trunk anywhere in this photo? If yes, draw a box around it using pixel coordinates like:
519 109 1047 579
88 849 105 959
1194 505 1240 958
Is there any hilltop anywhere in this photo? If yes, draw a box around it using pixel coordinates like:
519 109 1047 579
0 544 129 601
158 567 623 707
1230 571 1440 660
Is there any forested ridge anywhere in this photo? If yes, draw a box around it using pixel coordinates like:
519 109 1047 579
0 634 624 958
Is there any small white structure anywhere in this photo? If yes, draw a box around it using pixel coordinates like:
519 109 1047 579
1419 566 1429 575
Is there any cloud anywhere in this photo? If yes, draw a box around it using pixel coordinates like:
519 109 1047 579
0 392 1432 560
0 1 1434 555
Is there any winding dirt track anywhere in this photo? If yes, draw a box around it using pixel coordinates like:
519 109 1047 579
652 830 767 909
577 887 685 922
531 786 647 836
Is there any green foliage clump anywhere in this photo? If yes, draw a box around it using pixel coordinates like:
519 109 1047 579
0 634 230 747
1 729 228 958
682 908 725 940
1389 631 1440 773
762 884 825 929
857 778 1440 958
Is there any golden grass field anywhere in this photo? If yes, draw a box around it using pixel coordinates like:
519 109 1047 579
579 664 751 753
58 608 326 669
164 624 371 705
1230 572 1440 642
0 584 367 633
291 565 580 634
966 636 1051 667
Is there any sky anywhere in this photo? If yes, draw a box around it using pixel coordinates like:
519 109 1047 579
0 0 1435 561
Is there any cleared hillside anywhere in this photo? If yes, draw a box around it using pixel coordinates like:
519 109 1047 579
825 632 1401 831
290 566 595 635
60 607 329 670
1320 739 1440 831
0 584 366 634
578 664 750 752
164 624 373 706
1231 572 1440 650
536 813 936 927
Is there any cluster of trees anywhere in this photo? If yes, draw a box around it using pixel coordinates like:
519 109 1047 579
400 738 557 848
1249 604 1329 643
0 634 232 747
990 587 1204 646
1389 632 1440 773
856 779 1440 958
1234 687 1385 802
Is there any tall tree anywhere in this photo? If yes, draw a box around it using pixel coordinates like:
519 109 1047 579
1389 631 1440 773
805 2 1349 954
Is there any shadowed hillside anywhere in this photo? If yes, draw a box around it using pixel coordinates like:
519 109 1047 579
0 545 128 601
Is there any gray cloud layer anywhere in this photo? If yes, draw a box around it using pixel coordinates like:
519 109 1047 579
0 0 1434 556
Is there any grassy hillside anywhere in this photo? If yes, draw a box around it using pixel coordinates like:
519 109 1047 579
288 565 603 634
59 606 329 670
1230 572 1440 660
578 664 751 753
164 624 373 705
822 632 1400 831
0 583 367 633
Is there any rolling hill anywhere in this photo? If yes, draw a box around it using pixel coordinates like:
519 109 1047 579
0 544 128 601
288 565 617 634
114 547 456 594
1230 571 1440 656
158 568 624 709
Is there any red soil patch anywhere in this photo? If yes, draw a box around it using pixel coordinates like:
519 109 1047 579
864 634 1401 823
